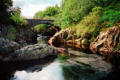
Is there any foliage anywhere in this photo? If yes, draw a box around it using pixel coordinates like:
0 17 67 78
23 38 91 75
100 2 120 27
10 8 27 26
0 0 13 24
34 5 59 19
34 24 51 32
76 7 102 38
55 0 104 28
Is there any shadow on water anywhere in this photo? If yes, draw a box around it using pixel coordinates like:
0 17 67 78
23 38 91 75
0 55 56 80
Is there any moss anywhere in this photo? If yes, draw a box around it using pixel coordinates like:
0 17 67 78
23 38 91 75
56 55 69 61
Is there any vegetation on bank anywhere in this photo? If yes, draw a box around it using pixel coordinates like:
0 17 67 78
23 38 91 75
10 8 28 26
0 0 13 24
34 0 120 41
0 0 29 41
34 24 51 33
1 0 120 48
34 5 59 19
34 0 120 49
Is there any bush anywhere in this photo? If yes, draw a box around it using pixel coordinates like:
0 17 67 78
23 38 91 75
76 7 102 38
34 24 50 32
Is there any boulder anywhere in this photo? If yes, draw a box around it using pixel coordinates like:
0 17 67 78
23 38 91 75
0 38 20 57
37 35 49 44
4 44 59 62
62 49 112 80
90 26 120 55
0 25 37 44
48 28 89 49
48 29 72 46
16 28 37 44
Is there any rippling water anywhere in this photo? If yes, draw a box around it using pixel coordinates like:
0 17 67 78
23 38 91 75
11 62 64 80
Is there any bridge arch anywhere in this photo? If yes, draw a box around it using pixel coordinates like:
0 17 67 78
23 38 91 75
26 19 54 27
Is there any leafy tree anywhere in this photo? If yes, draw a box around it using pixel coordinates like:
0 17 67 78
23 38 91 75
76 7 103 38
55 0 104 28
34 5 59 19
10 8 28 26
0 0 13 24
100 9 120 27
100 1 120 27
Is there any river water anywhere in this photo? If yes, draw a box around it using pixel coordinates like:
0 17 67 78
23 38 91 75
10 48 112 80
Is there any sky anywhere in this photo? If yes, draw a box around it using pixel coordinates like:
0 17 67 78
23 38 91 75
13 0 61 18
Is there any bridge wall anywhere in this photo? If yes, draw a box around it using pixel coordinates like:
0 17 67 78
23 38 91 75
26 19 54 27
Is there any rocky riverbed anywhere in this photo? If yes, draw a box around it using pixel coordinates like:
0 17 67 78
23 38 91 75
10 49 112 80
0 25 120 80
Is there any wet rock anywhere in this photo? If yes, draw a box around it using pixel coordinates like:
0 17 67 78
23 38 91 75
0 56 3 61
62 50 112 80
0 25 37 44
0 38 20 57
48 29 72 46
48 28 89 49
67 49 112 72
90 26 120 55
16 28 37 44
4 44 59 61
18 40 27 47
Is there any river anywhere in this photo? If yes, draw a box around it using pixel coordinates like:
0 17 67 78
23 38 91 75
10 48 112 80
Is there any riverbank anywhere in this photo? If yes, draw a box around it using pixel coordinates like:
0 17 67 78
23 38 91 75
0 35 120 80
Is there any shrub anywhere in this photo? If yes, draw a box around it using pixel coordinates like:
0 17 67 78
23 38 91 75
34 24 50 32
76 7 102 38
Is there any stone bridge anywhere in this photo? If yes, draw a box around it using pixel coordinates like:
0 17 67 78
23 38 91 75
26 19 54 27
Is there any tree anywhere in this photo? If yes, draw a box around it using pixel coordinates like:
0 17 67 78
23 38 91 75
34 5 59 19
0 0 13 24
55 0 118 28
